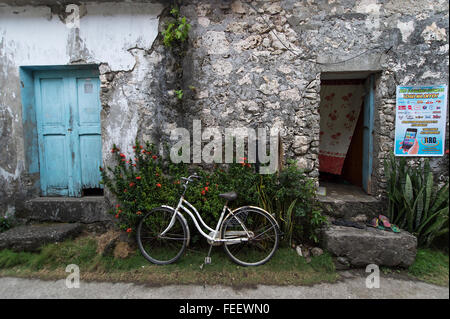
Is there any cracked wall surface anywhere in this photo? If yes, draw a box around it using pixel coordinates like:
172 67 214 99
0 0 449 218
176 0 449 197
0 1 165 214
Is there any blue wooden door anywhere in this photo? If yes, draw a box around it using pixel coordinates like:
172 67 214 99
362 74 375 194
34 69 102 197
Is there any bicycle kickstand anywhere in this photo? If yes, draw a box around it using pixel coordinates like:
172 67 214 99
200 244 213 270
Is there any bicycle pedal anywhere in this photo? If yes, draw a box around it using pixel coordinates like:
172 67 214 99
204 257 211 264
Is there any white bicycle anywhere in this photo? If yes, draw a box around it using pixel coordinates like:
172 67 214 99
136 175 280 267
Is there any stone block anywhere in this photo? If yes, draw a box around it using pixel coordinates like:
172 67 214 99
322 225 417 267
0 223 83 252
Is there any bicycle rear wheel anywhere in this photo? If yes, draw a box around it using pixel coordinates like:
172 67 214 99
137 207 188 265
221 207 279 266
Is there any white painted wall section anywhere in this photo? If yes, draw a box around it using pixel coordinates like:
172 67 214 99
0 2 164 71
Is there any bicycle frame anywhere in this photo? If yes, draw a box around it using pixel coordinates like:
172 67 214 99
160 196 250 244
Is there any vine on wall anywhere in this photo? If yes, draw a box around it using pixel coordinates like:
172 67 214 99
161 5 192 102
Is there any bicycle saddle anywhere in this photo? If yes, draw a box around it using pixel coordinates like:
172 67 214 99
219 191 237 201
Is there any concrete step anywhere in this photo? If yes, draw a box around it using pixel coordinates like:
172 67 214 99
16 196 112 224
318 182 386 221
0 223 83 252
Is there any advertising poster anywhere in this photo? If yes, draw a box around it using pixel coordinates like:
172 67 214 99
394 85 448 156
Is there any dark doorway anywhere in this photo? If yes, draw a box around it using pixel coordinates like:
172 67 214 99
318 72 375 195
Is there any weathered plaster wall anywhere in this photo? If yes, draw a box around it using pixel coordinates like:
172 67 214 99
0 1 165 214
175 0 449 196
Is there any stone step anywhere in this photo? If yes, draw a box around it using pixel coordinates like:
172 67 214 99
16 196 112 224
322 225 417 268
319 196 385 221
0 223 83 252
318 182 386 221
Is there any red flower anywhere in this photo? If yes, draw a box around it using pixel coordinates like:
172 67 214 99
119 153 125 158
129 182 135 187
121 159 126 162
115 204 120 208
201 190 206 195
446 149 449 154
99 167 103 171
132 164 136 167
136 211 142 215
126 228 132 233
132 146 136 149
156 173 159 176
115 214 119 218
136 176 141 180
124 189 127 193
204 186 209 191
206 181 209 185
140 145 143 149
156 183 162 188
152 155 157 160
142 150 146 154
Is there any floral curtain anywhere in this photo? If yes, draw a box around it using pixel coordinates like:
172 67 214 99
319 80 365 175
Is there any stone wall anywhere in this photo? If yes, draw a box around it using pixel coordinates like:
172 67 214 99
176 0 449 196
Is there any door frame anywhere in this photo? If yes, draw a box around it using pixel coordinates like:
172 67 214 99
20 65 101 197
319 71 376 194
362 74 375 194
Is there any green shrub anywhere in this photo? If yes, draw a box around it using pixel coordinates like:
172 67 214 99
0 215 13 233
256 160 327 245
100 141 326 246
384 152 449 247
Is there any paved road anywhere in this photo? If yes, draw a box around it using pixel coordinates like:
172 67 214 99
0 273 448 299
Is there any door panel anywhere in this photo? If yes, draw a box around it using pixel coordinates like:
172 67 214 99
36 77 70 196
34 69 101 197
76 77 102 189
80 135 103 188
43 135 69 192
40 79 65 125
77 78 101 126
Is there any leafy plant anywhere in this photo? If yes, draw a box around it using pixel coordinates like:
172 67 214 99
384 152 449 247
256 160 327 246
100 142 326 247
0 215 13 233
175 89 184 100
161 6 191 49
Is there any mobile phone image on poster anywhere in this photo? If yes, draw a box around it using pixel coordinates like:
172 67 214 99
394 85 448 156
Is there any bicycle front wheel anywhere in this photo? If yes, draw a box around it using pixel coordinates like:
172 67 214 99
221 207 279 266
137 207 188 265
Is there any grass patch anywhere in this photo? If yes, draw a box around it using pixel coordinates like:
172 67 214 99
0 236 338 287
408 248 449 286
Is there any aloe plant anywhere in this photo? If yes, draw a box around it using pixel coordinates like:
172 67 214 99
384 152 449 247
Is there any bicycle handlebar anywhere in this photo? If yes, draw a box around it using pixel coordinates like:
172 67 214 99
181 175 202 183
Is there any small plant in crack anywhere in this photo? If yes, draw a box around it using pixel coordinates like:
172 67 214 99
175 89 184 100
162 6 191 49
